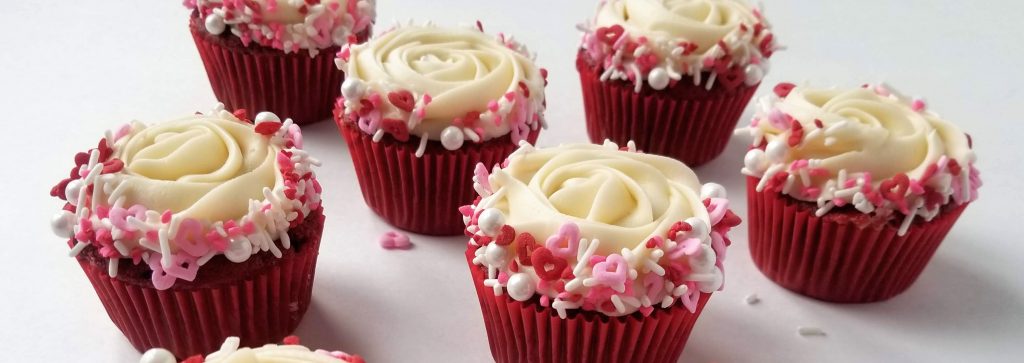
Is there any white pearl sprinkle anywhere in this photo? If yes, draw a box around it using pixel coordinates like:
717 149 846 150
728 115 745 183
506 273 535 302
700 183 727 200
341 77 365 100
765 140 788 162
648 68 670 90
139 348 177 363
51 211 76 239
254 111 281 124
477 208 505 236
205 13 226 35
440 126 465 150
744 64 765 86
224 237 253 263
64 179 83 206
484 243 509 266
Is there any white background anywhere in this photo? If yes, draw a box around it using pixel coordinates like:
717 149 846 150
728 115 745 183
1 1 1022 362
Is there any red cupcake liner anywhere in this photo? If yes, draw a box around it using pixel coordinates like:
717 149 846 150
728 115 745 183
189 15 369 125
577 50 759 166
338 121 539 236
466 248 711 363
74 210 325 358
746 177 969 302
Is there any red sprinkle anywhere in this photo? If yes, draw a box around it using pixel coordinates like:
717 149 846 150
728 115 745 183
387 90 416 112
518 81 531 98
515 233 538 266
814 119 824 129
948 159 962 176
283 335 300 345
381 118 410 142
255 122 282 135
773 82 796 98
788 122 805 147
596 25 624 45
182 356 204 363
531 248 567 281
494 225 516 246
232 109 249 122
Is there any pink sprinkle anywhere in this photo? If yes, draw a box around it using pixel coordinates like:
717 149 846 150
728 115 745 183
161 210 173 223
505 92 516 102
804 187 821 198
844 179 857 188
422 93 432 105
911 99 926 112
379 231 412 250
488 100 500 112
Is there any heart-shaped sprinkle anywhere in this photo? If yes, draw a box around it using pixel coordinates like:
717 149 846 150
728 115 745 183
515 232 538 266
880 173 910 202
773 82 796 98
379 231 412 250
530 247 567 281
381 118 410 142
596 25 624 45
387 90 416 112
591 254 629 292
717 67 745 90
494 225 516 246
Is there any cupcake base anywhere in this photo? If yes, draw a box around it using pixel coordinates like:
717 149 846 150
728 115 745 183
338 121 539 236
746 177 968 302
577 50 758 166
74 208 325 358
189 14 369 125
467 248 710 363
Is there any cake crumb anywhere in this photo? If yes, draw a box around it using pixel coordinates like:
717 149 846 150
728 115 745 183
797 326 826 337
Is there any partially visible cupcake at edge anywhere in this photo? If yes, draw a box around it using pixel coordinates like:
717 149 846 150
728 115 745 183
740 83 980 302
49 106 325 357
186 0 376 124
334 22 547 235
140 336 363 363
577 0 780 165
464 140 741 362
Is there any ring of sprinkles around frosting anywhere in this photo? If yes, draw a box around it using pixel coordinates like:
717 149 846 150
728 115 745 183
140 336 363 363
464 141 741 317
579 0 780 92
740 83 981 235
334 22 548 157
185 0 376 56
49 105 322 290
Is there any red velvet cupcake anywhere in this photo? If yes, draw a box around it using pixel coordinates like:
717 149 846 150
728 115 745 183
740 83 981 302
49 105 325 358
577 0 780 166
464 141 741 363
185 0 376 124
333 23 547 236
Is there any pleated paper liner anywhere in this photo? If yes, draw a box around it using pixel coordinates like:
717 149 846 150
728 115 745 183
746 177 969 303
466 247 711 363
73 209 325 358
576 50 758 167
189 14 369 125
338 121 539 236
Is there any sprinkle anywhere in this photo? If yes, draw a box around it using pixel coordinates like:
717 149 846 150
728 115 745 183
379 231 412 250
797 326 827 337
745 294 761 305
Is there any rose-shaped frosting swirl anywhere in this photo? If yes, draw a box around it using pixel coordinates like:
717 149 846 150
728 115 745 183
140 337 360 363
490 143 707 255
116 115 280 222
596 0 758 56
186 0 376 54
581 0 778 91
742 84 980 234
337 24 546 149
466 141 740 317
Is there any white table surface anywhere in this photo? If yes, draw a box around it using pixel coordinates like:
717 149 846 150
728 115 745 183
2 1 1022 362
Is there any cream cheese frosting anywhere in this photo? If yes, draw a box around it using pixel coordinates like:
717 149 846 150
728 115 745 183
140 337 361 363
50 105 322 289
335 23 547 155
186 0 376 55
741 83 981 235
580 0 779 92
465 141 740 317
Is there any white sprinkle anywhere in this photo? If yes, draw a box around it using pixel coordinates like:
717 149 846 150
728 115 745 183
108 258 119 277
798 326 827 337
414 132 428 158
68 242 88 257
745 294 761 305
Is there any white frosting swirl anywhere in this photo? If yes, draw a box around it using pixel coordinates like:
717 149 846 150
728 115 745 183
116 116 281 222
140 337 354 363
485 143 707 255
596 0 758 56
341 25 546 142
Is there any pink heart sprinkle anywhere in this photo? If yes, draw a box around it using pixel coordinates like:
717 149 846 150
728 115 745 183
379 231 412 250
591 254 628 292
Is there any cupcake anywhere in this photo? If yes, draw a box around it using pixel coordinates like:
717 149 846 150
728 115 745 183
140 336 363 363
577 0 780 166
334 23 547 235
464 141 741 363
740 83 981 302
185 0 376 124
49 105 325 357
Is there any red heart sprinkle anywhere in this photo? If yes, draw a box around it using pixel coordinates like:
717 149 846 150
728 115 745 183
718 67 744 90
388 90 416 112
74 152 89 166
596 25 624 45
254 122 282 135
381 118 410 142
531 247 567 281
774 82 796 98
495 225 516 246
788 121 805 147
516 233 538 266
880 173 910 202
101 159 124 174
